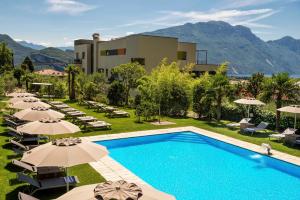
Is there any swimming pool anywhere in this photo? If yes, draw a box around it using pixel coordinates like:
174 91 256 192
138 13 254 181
96 131 300 200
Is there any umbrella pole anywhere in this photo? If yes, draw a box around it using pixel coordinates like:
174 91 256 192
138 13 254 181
248 105 250 118
66 167 69 191
295 114 297 129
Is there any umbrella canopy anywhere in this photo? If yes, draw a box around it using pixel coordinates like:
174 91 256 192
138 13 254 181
21 137 108 167
56 181 176 200
7 92 36 97
277 105 300 129
13 107 65 121
8 96 40 104
234 98 265 106
10 98 51 110
234 98 265 118
17 118 79 135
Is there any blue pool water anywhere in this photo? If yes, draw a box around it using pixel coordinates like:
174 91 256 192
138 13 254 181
96 131 300 200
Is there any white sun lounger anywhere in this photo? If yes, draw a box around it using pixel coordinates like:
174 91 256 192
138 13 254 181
243 122 269 135
227 118 251 128
10 139 38 154
269 128 297 141
18 192 40 200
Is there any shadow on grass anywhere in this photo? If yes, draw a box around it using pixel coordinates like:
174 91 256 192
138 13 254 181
5 162 21 173
6 185 28 200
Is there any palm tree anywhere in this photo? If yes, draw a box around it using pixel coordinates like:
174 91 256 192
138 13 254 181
210 63 232 121
262 73 300 130
65 65 80 100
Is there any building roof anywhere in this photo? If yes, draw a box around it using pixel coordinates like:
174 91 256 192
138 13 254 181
35 69 66 76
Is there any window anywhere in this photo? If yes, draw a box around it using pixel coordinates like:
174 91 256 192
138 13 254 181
177 51 187 60
82 52 85 59
100 48 126 56
76 53 79 59
131 58 145 65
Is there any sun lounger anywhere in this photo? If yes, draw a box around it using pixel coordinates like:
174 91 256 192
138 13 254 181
12 159 36 173
226 118 251 128
61 107 78 112
66 111 86 117
17 172 79 194
108 110 130 118
7 127 48 143
18 192 40 200
243 122 269 135
10 139 38 154
86 121 112 129
269 128 297 141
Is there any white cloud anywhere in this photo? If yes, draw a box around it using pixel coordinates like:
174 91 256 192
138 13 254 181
224 0 275 8
46 0 96 15
119 9 277 29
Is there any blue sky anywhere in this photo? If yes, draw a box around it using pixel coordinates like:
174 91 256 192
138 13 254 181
1 0 299 46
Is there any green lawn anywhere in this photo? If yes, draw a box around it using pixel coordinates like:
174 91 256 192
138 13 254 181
1 99 300 199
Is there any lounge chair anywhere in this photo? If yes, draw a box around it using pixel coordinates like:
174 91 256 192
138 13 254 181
243 122 269 135
108 110 130 118
17 172 79 194
12 159 36 173
86 121 112 130
7 127 48 143
269 128 297 141
18 192 40 200
10 139 38 154
226 118 251 128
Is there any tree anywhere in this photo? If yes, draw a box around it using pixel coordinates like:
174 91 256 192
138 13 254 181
0 71 16 94
65 65 80 100
0 42 14 73
247 72 264 98
21 72 34 91
261 73 300 130
13 68 24 87
21 56 34 72
112 62 146 105
209 63 231 121
138 59 193 119
107 81 126 105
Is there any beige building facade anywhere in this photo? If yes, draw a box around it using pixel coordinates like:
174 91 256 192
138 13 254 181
74 33 218 77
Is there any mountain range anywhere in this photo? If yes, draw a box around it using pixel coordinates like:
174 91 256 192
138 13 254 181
0 34 74 71
18 40 74 51
1 21 300 74
145 21 300 75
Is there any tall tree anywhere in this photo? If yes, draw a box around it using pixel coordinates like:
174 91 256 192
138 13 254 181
261 73 300 130
21 56 34 72
0 42 14 73
13 68 24 87
21 72 34 91
209 63 231 121
112 62 146 105
247 72 264 98
65 65 80 100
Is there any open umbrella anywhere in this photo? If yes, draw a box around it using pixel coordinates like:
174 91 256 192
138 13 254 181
21 138 108 190
14 107 65 122
9 96 40 104
17 118 79 135
10 98 51 110
56 181 176 200
234 98 265 118
7 92 36 97
278 105 300 129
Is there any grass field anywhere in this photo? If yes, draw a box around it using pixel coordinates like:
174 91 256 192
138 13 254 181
1 99 300 200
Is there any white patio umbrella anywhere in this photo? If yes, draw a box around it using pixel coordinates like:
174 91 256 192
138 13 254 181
8 96 40 104
277 105 300 129
234 98 265 118
17 118 79 135
21 137 108 191
7 92 36 97
56 181 176 200
10 98 51 110
14 107 65 122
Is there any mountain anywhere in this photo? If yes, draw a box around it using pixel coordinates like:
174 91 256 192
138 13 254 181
0 34 73 70
268 36 300 55
18 41 46 50
145 21 300 74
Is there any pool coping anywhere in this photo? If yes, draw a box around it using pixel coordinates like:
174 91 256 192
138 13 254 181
84 126 300 186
